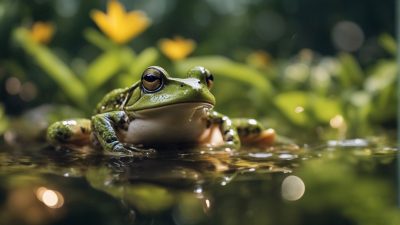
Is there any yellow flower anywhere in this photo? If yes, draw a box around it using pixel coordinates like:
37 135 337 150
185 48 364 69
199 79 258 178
91 0 150 44
30 22 55 44
159 36 196 61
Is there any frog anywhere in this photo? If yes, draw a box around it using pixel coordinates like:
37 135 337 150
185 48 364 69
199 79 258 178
47 66 275 154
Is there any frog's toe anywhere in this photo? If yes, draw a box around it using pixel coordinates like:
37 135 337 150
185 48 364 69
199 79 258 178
125 144 156 155
47 119 91 146
255 129 276 145
241 128 276 146
111 142 130 152
110 143 155 157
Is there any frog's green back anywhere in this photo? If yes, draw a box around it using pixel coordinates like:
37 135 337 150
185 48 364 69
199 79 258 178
95 86 134 114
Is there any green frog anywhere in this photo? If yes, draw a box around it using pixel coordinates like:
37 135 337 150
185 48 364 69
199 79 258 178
47 66 275 154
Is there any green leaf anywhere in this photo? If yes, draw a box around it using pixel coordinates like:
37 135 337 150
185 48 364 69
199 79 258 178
129 47 159 82
311 96 342 123
83 28 117 50
116 73 134 87
274 91 309 126
13 28 87 106
337 53 364 88
378 33 396 56
84 47 135 90
0 104 8 135
364 60 396 93
364 60 397 121
345 91 372 135
175 56 273 95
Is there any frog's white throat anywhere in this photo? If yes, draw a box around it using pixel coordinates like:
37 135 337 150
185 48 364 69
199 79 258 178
121 102 215 146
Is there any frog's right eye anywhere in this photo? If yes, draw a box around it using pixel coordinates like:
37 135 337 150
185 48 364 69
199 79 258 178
141 67 164 93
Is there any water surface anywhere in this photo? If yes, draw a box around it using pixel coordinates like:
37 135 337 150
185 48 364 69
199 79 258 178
0 139 398 225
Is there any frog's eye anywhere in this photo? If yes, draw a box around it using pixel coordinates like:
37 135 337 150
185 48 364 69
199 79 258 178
200 67 214 89
205 72 214 89
141 68 164 93
188 66 214 89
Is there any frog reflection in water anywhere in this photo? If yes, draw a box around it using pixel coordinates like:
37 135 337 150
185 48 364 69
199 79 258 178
47 66 275 153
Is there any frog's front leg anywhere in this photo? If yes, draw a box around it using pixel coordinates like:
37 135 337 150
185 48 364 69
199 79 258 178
207 111 241 149
91 111 131 153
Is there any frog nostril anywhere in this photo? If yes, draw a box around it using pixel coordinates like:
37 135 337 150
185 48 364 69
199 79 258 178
180 84 184 87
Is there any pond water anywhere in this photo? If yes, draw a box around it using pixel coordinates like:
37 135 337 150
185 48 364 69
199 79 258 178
0 139 398 225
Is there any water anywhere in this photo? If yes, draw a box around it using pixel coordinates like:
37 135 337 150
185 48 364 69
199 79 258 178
0 140 398 225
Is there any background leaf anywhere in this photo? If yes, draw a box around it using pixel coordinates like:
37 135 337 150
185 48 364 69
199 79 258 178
378 34 396 56
175 56 273 95
13 28 87 106
84 47 135 90
337 53 364 88
83 28 117 51
128 47 159 84
274 91 310 126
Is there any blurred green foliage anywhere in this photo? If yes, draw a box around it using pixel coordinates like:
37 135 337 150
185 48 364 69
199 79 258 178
0 0 396 141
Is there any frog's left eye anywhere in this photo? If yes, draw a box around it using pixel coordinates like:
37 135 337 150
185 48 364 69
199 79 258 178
141 67 164 93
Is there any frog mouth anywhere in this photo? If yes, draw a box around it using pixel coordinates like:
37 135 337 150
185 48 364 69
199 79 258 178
131 102 213 118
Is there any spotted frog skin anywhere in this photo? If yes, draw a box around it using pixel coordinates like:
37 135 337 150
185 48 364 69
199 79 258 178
47 66 275 153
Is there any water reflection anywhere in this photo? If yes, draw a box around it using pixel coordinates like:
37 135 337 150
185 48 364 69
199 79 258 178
172 193 210 225
36 187 64 209
281 175 305 201
0 140 398 225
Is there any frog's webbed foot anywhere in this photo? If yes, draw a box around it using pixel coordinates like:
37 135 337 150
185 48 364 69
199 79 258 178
109 142 156 157
232 118 276 146
243 129 276 146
